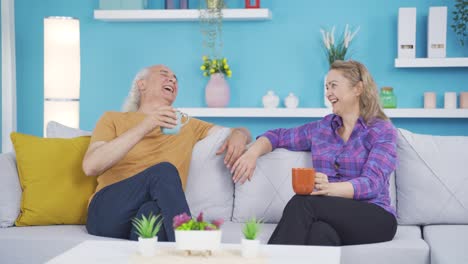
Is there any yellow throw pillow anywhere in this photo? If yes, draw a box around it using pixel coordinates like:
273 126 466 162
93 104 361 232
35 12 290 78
10 132 97 226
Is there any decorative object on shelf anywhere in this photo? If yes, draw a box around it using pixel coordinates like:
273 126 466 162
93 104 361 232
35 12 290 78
165 0 176 9
451 0 467 46
245 0 260 8
460 92 468 109
320 24 360 108
241 217 262 258
180 0 189 9
262 91 280 108
424 92 437 109
200 56 232 77
398 8 417 59
173 212 224 256
199 0 225 58
284 93 299 108
444 92 457 109
132 213 163 257
201 56 231 107
99 0 148 10
379 87 397 108
428 6 447 58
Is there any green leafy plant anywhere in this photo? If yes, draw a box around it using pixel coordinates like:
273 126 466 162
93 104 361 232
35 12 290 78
132 213 163 239
199 0 226 58
200 56 232 77
451 0 467 46
173 212 224 231
320 24 360 66
242 217 263 240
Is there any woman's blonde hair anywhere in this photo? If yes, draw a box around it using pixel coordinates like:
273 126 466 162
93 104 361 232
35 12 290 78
330 60 388 124
121 67 151 112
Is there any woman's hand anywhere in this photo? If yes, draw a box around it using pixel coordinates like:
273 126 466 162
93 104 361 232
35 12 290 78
230 150 258 184
311 172 331 196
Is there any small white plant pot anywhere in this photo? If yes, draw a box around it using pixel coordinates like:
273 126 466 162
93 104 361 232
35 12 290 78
138 236 157 257
241 238 260 258
175 230 222 254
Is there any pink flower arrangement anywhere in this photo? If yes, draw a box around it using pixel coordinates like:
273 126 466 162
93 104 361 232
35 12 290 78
173 212 224 231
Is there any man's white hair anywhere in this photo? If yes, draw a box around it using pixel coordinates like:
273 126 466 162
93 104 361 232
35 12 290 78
122 67 151 112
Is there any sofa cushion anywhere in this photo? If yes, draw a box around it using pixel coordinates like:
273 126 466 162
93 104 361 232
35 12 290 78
222 222 428 264
341 225 429 264
0 225 122 264
0 152 21 228
46 121 92 138
423 225 468 264
10 133 97 226
185 127 234 221
233 149 312 223
396 128 468 225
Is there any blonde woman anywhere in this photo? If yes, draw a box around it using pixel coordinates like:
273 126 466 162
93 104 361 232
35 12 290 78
232 60 397 246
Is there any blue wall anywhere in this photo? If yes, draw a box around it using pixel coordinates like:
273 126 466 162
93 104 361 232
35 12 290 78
13 0 468 139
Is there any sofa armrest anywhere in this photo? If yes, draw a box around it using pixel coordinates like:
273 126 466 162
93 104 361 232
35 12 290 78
0 152 21 227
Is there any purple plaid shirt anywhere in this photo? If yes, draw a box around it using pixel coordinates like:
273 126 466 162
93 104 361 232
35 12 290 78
260 114 398 216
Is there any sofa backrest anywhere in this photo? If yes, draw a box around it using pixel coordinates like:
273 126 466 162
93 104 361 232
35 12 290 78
185 128 233 221
395 128 468 225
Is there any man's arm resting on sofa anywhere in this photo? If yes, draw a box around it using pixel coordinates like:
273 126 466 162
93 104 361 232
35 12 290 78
208 126 252 169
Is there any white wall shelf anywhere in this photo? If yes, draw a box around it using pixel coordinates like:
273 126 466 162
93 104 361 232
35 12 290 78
178 108 468 118
395 58 468 68
94 8 272 22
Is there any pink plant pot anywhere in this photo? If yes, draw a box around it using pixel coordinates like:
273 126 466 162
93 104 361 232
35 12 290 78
205 73 230 108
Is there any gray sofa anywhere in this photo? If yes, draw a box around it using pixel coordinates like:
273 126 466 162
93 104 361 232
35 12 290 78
0 123 467 264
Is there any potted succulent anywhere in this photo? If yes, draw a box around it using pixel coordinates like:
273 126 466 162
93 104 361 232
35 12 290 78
241 217 263 258
173 212 224 256
131 213 163 257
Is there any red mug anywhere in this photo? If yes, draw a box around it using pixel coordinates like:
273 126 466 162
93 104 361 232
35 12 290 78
292 168 315 195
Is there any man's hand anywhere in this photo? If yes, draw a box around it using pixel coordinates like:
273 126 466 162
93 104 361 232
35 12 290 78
140 106 178 134
230 150 258 184
216 128 250 169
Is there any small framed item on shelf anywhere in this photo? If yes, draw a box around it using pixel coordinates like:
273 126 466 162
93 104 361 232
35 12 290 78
245 0 260 9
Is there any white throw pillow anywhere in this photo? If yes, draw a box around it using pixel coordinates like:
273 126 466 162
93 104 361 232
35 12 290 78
233 149 312 223
396 128 468 225
46 121 92 138
0 152 21 227
185 128 234 221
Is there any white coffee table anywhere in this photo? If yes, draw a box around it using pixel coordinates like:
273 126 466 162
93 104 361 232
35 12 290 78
46 240 340 264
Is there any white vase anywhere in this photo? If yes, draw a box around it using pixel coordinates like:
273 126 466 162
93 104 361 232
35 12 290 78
175 230 222 253
284 93 299 108
138 236 157 257
241 238 260 258
324 73 332 108
205 73 230 108
262 91 279 108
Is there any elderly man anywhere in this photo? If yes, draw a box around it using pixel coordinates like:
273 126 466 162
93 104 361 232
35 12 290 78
83 65 251 241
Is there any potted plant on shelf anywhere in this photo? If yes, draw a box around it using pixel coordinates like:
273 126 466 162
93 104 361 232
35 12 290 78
199 0 225 56
131 213 163 257
241 217 263 258
320 24 360 107
173 212 224 256
200 55 232 107
451 0 467 46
